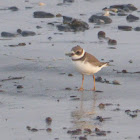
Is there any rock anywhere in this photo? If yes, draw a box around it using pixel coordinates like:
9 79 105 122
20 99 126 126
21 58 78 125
21 31 36 37
69 19 89 32
134 27 140 31
26 126 31 130
46 128 52 132
98 103 105 109
17 85 23 89
95 76 102 82
8 6 19 11
57 17 89 32
56 13 62 17
45 117 52 125
31 128 38 132
33 11 54 18
39 2 45 6
96 131 106 136
89 15 112 24
112 80 120 85
17 29 22 34
108 39 117 45
126 14 139 22
110 4 137 11
63 16 73 24
63 0 74 3
57 24 72 32
122 70 128 73
65 87 72 90
36 26 42 29
79 136 87 140
118 26 132 31
129 60 133 63
96 116 104 122
68 73 73 76
18 43 26 46
98 31 106 39
1 32 17 37
67 129 82 135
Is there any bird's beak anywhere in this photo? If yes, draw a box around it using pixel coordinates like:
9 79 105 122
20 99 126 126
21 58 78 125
65 52 74 57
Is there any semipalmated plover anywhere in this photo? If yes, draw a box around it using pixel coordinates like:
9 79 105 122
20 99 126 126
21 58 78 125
66 45 109 91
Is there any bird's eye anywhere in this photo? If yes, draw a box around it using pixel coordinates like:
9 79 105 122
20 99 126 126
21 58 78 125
76 51 80 55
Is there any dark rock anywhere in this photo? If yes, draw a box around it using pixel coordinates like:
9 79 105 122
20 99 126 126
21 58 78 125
79 136 87 140
17 85 23 89
108 39 117 45
56 13 62 17
96 116 104 122
63 0 74 2
110 4 137 11
31 128 38 132
46 128 52 132
57 24 72 32
36 26 42 29
18 43 26 46
68 73 73 76
134 27 140 31
8 6 19 11
126 14 139 22
117 13 127 16
63 16 73 24
58 16 89 32
67 129 82 135
1 32 17 37
95 76 102 82
26 126 31 130
21 31 36 37
122 70 128 73
69 19 89 32
98 103 105 109
118 26 132 31
96 131 106 136
33 11 54 18
45 117 52 125
98 31 106 39
65 87 72 90
89 15 112 24
17 29 22 34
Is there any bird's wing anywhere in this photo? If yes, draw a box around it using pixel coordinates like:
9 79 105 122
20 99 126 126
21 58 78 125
85 52 108 67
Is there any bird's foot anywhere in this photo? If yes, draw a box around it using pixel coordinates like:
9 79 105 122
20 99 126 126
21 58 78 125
78 87 84 91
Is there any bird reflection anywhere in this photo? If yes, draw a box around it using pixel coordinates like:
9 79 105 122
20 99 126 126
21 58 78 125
71 92 97 130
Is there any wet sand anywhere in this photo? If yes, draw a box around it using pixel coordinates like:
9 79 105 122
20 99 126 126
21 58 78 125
0 0 140 140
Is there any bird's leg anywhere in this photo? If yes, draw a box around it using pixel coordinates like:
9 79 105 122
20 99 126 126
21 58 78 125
91 74 96 91
78 74 84 91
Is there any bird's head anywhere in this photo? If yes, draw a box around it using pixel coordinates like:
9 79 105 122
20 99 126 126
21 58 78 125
65 45 85 60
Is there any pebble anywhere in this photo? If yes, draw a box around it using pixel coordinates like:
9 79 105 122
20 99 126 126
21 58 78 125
56 14 62 17
1 32 17 37
8 6 19 11
33 11 55 18
79 136 87 140
68 73 73 76
108 39 117 45
98 31 106 39
45 117 52 125
17 85 23 89
67 129 82 135
134 27 140 31
118 26 132 31
98 103 105 109
89 15 112 24
112 80 120 85
65 87 72 90
21 31 36 37
31 128 38 132
39 2 45 6
84 128 92 134
122 70 128 73
126 14 139 22
46 128 52 132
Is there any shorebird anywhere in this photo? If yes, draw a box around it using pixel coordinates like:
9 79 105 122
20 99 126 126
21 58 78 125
66 45 109 91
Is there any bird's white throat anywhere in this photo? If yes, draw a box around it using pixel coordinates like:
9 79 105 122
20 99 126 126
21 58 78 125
72 49 85 60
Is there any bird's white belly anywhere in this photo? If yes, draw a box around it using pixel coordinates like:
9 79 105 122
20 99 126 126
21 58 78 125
73 61 101 75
